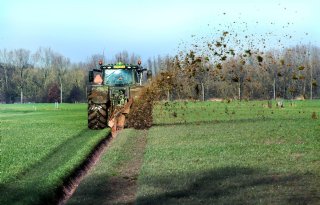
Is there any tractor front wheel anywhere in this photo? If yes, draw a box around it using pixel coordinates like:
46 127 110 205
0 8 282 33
88 102 108 129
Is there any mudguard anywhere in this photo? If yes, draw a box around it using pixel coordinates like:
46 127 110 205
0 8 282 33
88 86 109 104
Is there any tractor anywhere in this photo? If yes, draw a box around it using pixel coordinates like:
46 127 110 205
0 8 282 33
87 60 148 133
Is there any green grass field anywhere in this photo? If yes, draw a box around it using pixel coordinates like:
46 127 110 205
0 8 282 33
1 100 319 204
0 103 108 205
136 100 320 204
66 100 320 204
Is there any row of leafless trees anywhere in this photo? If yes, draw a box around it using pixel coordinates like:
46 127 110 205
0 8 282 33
149 44 320 101
0 48 142 103
1 45 319 103
0 47 83 103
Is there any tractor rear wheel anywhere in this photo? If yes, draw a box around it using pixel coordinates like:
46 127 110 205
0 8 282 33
88 102 108 129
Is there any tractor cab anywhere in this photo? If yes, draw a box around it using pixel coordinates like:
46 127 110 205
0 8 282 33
101 62 143 86
89 61 145 87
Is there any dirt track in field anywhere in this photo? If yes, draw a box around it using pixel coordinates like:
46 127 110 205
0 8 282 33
102 131 147 205
56 130 147 205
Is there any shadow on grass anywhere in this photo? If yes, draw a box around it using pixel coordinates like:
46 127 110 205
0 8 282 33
61 166 320 205
0 128 106 205
67 173 138 205
136 167 320 205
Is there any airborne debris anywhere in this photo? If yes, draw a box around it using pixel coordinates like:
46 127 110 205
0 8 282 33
215 42 222 47
125 18 314 129
257 55 263 63
245 49 252 56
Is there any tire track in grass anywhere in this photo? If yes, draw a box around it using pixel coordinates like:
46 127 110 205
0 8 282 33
66 129 147 205
55 133 113 205
104 130 147 205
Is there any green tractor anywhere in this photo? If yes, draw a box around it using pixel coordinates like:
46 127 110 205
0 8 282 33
87 61 147 130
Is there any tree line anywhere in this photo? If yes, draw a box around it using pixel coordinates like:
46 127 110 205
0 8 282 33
0 48 143 103
147 44 320 101
1 44 319 104
1 47 83 103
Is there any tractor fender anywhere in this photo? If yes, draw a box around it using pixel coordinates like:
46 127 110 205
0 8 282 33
88 88 109 104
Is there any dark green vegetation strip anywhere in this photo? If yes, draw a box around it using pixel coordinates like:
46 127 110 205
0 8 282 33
67 128 147 205
137 100 320 205
0 104 108 205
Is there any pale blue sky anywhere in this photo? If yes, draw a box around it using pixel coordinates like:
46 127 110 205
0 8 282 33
0 0 319 63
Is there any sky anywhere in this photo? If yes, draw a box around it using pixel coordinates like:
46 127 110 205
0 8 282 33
0 0 319 63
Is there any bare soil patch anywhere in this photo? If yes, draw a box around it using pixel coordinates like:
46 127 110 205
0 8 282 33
65 130 147 205
103 131 147 205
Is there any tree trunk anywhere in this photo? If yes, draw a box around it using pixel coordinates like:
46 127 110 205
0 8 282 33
60 82 63 104
201 82 205 101
59 76 63 103
310 64 313 100
4 67 8 89
177 91 181 101
238 81 241 100
273 78 276 100
20 88 23 103
303 80 306 98
310 82 313 100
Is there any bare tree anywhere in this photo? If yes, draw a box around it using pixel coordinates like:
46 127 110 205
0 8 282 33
32 47 54 87
0 49 14 102
87 54 104 70
115 51 129 63
129 53 140 64
309 46 320 99
13 49 31 103
147 57 153 74
52 54 70 103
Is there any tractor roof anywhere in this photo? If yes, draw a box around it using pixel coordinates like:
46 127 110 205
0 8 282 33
100 62 141 70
